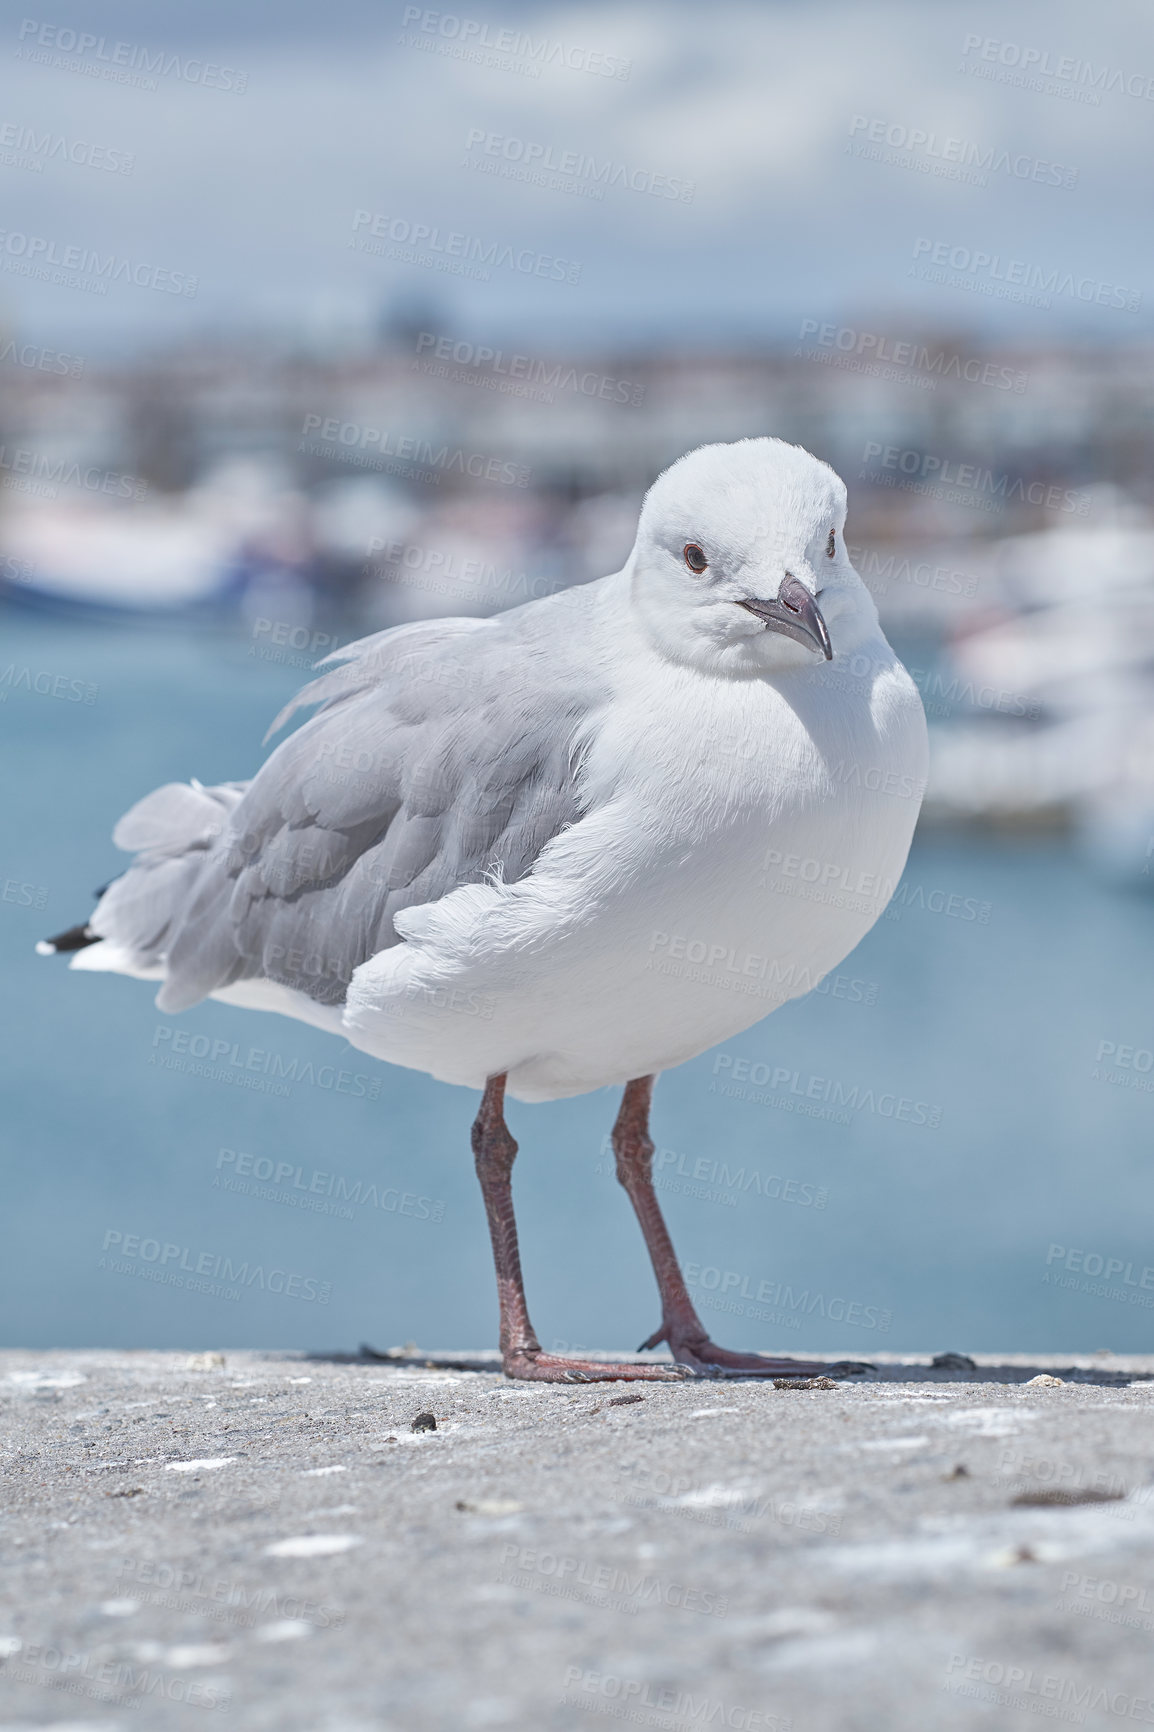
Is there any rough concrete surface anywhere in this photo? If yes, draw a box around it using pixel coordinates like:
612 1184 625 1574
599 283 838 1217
2 1347 1154 1732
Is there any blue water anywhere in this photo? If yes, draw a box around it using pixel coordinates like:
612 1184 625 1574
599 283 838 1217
3 612 1154 1357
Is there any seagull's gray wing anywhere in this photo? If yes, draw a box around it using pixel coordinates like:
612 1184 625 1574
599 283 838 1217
150 605 608 1013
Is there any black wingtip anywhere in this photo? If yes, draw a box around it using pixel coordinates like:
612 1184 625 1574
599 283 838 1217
37 923 100 956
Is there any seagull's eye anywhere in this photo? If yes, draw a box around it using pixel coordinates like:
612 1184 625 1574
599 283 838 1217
683 543 708 574
826 530 836 559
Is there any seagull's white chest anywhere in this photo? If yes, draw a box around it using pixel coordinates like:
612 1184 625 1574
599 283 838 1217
343 630 928 1102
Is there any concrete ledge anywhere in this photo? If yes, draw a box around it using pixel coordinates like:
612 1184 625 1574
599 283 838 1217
3 1349 1154 1730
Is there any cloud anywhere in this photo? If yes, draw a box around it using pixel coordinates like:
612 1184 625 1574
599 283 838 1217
1 0 1150 349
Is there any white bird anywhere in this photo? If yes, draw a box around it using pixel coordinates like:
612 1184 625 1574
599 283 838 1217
41 438 927 1382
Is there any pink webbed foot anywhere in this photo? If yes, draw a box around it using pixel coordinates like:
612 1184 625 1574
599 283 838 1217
639 1327 873 1380
503 1348 693 1384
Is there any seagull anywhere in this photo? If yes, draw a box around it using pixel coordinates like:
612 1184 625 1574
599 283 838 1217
40 438 927 1382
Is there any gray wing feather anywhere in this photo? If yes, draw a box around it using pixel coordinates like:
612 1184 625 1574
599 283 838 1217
92 782 247 962
126 605 607 1013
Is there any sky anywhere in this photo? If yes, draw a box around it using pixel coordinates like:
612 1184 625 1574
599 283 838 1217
2 0 1153 354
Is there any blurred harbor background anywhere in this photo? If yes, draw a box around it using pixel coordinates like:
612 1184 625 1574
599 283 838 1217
8 324 1154 863
3 0 1154 1355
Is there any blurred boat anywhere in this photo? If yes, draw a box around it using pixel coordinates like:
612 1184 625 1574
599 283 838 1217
923 491 1154 882
0 458 314 618
1 495 235 614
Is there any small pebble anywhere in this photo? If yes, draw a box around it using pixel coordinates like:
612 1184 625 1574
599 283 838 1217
411 1412 437 1433
989 1543 1038 1567
1023 1374 1065 1387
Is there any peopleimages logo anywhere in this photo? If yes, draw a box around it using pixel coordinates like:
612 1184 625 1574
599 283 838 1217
0 337 84 375
0 444 147 499
910 237 1140 313
15 19 248 92
647 929 878 1006
366 537 563 604
214 1147 446 1223
847 115 1077 187
1058 1572 1154 1630
960 34 1154 103
301 413 530 487
596 1134 829 1210
413 331 645 406
0 227 197 295
861 440 1089 516
0 1638 230 1712
944 1652 1154 1723
711 1053 942 1128
847 540 980 598
0 663 97 703
116 1556 344 1631
684 1260 892 1331
1044 1242 1154 1289
561 1668 790 1730
498 1546 727 1616
398 8 632 80
799 320 1027 393
350 209 582 284
0 119 135 173
149 1025 381 1099
100 1229 332 1304
463 129 694 201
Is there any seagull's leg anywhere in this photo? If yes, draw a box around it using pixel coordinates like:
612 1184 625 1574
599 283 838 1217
472 1073 687 1384
613 1076 871 1379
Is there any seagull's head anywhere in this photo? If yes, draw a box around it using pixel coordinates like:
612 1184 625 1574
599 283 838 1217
627 437 879 678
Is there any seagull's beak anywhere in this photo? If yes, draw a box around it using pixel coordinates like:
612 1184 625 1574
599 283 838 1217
736 574 833 660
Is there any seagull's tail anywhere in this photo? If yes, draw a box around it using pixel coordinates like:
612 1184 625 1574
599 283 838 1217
37 777 249 982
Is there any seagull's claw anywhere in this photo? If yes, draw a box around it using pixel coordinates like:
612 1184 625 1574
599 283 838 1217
502 1349 689 1384
641 1330 869 1380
